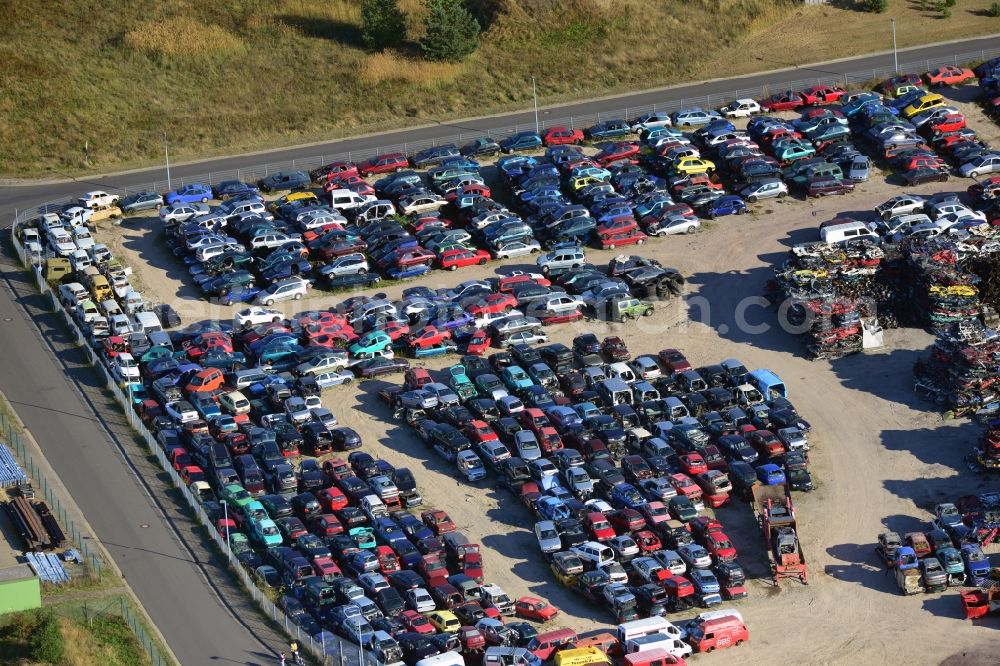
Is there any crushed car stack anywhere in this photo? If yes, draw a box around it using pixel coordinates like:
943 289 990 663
913 319 1000 418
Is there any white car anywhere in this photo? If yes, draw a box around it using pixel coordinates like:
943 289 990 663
254 277 310 305
313 369 355 389
234 306 284 329
405 587 435 613
492 239 541 259
61 206 94 228
159 203 209 224
648 215 701 237
296 353 349 376
249 231 302 251
89 244 112 264
47 229 76 256
398 193 446 216
720 98 761 118
71 226 96 250
164 400 198 423
740 179 788 203
475 308 523 330
110 353 140 382
584 498 614 514
78 190 119 209
876 195 925 220
928 202 985 222
654 549 688 576
456 449 487 482
959 153 1000 179
630 111 673 132
321 253 370 277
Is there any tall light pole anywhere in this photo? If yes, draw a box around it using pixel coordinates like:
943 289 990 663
163 131 172 191
891 18 898 75
532 76 539 134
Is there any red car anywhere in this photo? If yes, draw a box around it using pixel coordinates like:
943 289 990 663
407 326 452 349
439 247 490 270
926 113 966 135
315 237 368 260
376 545 400 574
325 174 375 195
412 216 451 234
594 142 640 166
515 596 560 622
678 453 708 476
464 419 499 444
312 160 359 182
807 177 855 197
659 348 692 373
498 273 550 293
322 457 353 483
312 514 344 538
585 512 616 542
924 66 975 87
799 85 847 105
537 427 564 453
543 126 584 146
389 247 435 269
634 530 662 553
421 509 457 534
463 329 491 355
599 228 647 250
312 555 342 580
400 610 435 634
705 531 738 563
358 152 408 177
597 217 639 238
463 552 484 582
608 508 646 533
761 91 804 112
445 182 491 200
317 487 348 512
467 292 518 316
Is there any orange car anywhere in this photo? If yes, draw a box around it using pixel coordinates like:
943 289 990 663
923 66 975 87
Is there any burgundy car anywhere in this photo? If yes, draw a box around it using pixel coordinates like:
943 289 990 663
806 178 855 197
358 153 408 177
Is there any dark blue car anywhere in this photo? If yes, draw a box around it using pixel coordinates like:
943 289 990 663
500 132 543 154
700 195 747 219
213 180 260 200
585 119 631 140
221 284 263 305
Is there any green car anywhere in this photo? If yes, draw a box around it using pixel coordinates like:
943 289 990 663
221 484 254 514
447 365 477 401
141 345 174 364
348 331 392 358
606 296 654 322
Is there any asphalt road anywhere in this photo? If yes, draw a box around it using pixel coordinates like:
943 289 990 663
0 36 996 664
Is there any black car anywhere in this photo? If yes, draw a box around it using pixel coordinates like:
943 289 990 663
331 426 362 451
297 459 325 491
213 180 259 199
573 333 602 364
411 144 460 169
375 586 407 616
258 170 310 193
461 137 502 157
327 271 383 291
355 357 410 378
467 398 500 422
260 494 294 518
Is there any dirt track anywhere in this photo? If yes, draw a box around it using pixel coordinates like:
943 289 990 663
98 89 1000 662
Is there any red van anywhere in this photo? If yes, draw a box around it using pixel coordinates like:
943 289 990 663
687 615 748 652
528 627 578 660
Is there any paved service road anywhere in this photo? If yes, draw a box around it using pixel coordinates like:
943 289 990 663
0 36 995 662
1 35 998 218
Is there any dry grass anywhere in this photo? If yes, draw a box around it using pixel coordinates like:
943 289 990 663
0 0 998 176
123 18 243 58
361 51 465 86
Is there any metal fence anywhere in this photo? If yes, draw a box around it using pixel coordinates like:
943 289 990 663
8 221 373 665
12 45 1000 222
44 595 170 666
0 410 103 577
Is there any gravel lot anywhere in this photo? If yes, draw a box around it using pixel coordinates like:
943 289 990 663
96 90 1000 662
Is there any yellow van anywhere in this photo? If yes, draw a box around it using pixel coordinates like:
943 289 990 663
555 647 611 666
89 274 112 302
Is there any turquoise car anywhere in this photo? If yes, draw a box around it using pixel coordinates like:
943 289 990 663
773 142 816 163
428 166 479 187
572 401 601 421
501 365 534 391
349 331 392 358
140 345 173 364
447 365 477 400
250 517 283 548
350 527 377 550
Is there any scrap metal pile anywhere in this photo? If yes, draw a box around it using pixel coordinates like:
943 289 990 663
902 240 983 327
913 320 1000 418
770 240 886 360
971 419 1000 472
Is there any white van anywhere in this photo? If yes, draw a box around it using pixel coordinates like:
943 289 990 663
328 189 375 213
480 583 514 615
415 653 464 666
100 299 123 319
624 634 692 658
134 311 163 333
570 541 615 568
617 616 682 644
819 220 879 246
360 494 388 522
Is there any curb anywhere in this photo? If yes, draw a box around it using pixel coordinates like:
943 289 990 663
0 387 180 666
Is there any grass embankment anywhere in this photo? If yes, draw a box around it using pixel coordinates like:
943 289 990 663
0 0 997 176
0 607 149 666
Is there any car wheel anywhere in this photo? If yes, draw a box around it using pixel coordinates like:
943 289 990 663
686 226 697 234
271 316 281 323
939 174 948 182
607 243 616 249
643 307 654 316
747 195 757 203
636 238 644 245
738 208 747 215
265 299 274 306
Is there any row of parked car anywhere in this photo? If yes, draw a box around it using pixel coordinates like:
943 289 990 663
383 322 813 639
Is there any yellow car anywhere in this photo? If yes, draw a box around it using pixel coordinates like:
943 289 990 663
569 175 603 191
673 156 716 175
902 93 944 119
268 191 317 212
425 610 460 633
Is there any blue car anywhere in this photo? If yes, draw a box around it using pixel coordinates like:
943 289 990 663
396 513 434 541
700 195 747 219
756 463 786 486
609 482 648 510
535 496 572 522
221 285 262 305
500 132 543 153
166 183 213 205
386 264 430 280
213 180 259 199
842 93 883 118
585 119 632 140
373 517 408 546
393 539 422 568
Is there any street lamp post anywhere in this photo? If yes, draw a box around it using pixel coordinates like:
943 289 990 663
891 18 898 75
163 131 172 191
532 76 539 134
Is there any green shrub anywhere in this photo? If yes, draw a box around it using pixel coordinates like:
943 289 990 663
943 0 956 6
990 1 1000 16
864 0 888 12
361 0 407 50
940 7 951 18
420 0 481 62
30 610 65 664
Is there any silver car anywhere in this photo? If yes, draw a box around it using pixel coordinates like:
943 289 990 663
321 253 369 277
492 239 542 260
500 330 549 348
740 179 788 203
534 520 563 554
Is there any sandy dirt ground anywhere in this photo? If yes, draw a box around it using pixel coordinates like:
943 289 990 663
95 89 1000 663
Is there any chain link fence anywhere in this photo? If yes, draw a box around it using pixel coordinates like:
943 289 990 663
9 220 374 665
46 595 170 666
